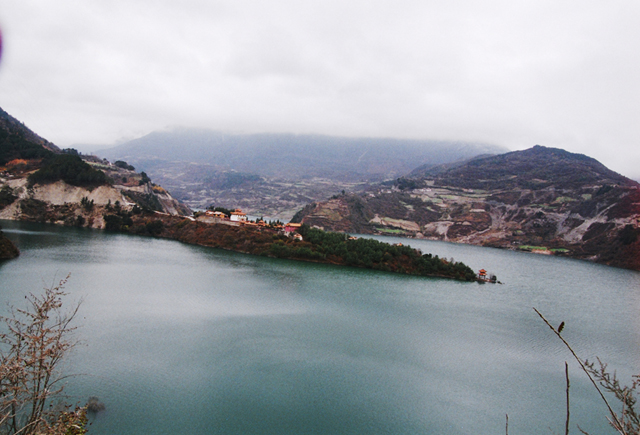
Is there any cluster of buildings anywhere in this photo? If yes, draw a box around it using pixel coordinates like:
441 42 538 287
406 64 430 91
198 209 304 239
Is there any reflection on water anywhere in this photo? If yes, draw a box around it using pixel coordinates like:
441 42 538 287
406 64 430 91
1 220 640 435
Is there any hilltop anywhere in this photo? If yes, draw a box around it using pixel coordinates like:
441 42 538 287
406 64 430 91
96 128 506 218
0 107 190 228
292 146 640 271
409 145 633 190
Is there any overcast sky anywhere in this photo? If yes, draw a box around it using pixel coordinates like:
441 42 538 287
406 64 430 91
0 0 639 179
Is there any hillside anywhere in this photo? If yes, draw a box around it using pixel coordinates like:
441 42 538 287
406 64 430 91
409 145 633 190
0 107 190 228
0 107 60 164
292 146 640 271
96 128 506 218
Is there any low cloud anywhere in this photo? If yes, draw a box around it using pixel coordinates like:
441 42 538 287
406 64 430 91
0 0 638 178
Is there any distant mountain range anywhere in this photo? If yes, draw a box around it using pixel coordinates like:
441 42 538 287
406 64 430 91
3 106 638 271
96 128 507 217
292 146 640 271
97 128 506 180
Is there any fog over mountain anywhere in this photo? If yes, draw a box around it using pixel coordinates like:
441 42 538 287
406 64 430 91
93 129 507 218
97 128 506 181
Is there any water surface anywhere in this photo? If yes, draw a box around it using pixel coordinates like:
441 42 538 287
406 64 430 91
1 220 639 434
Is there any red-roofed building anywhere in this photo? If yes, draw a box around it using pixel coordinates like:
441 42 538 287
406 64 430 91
284 222 302 233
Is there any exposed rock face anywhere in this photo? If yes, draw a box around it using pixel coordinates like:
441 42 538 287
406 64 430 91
31 181 126 206
293 146 640 271
1 173 190 229
0 105 191 228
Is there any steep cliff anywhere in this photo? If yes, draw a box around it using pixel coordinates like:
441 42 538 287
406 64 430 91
0 176 190 228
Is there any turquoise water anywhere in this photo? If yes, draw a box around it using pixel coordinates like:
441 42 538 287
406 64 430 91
1 220 639 434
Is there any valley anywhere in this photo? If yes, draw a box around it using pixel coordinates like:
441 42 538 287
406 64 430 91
2 105 639 272
96 128 506 218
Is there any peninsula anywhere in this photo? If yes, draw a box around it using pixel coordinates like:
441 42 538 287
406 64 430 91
0 106 479 282
111 211 481 282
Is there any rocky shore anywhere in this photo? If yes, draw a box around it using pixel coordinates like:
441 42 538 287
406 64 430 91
0 226 19 259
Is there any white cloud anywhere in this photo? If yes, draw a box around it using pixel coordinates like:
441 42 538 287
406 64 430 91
0 0 639 179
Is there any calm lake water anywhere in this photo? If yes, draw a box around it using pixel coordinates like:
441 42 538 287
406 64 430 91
1 219 639 435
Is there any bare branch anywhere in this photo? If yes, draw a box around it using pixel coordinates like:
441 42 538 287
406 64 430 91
1 274 85 435
565 362 570 435
533 308 625 434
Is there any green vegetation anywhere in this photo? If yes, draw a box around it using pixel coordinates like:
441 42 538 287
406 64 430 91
103 201 134 232
518 245 549 251
105 213 478 281
28 154 107 188
80 196 94 211
0 186 17 211
0 125 54 166
294 225 477 280
114 160 135 171
145 219 164 236
103 213 133 231
139 172 151 185
376 228 407 234
206 205 234 216
104 206 167 237
61 148 79 156
18 198 49 222
553 196 576 203
123 191 163 212
395 177 424 191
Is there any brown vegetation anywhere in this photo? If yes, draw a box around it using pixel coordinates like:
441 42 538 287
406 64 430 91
0 276 86 435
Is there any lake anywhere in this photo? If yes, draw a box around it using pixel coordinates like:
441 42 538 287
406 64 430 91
1 219 639 434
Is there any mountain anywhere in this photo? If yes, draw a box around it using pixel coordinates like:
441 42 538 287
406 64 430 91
98 128 506 180
409 145 633 190
0 107 61 163
0 107 190 228
96 128 506 218
292 146 640 271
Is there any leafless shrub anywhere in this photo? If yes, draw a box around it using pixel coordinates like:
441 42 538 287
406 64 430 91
0 275 86 435
581 358 640 435
534 308 639 435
